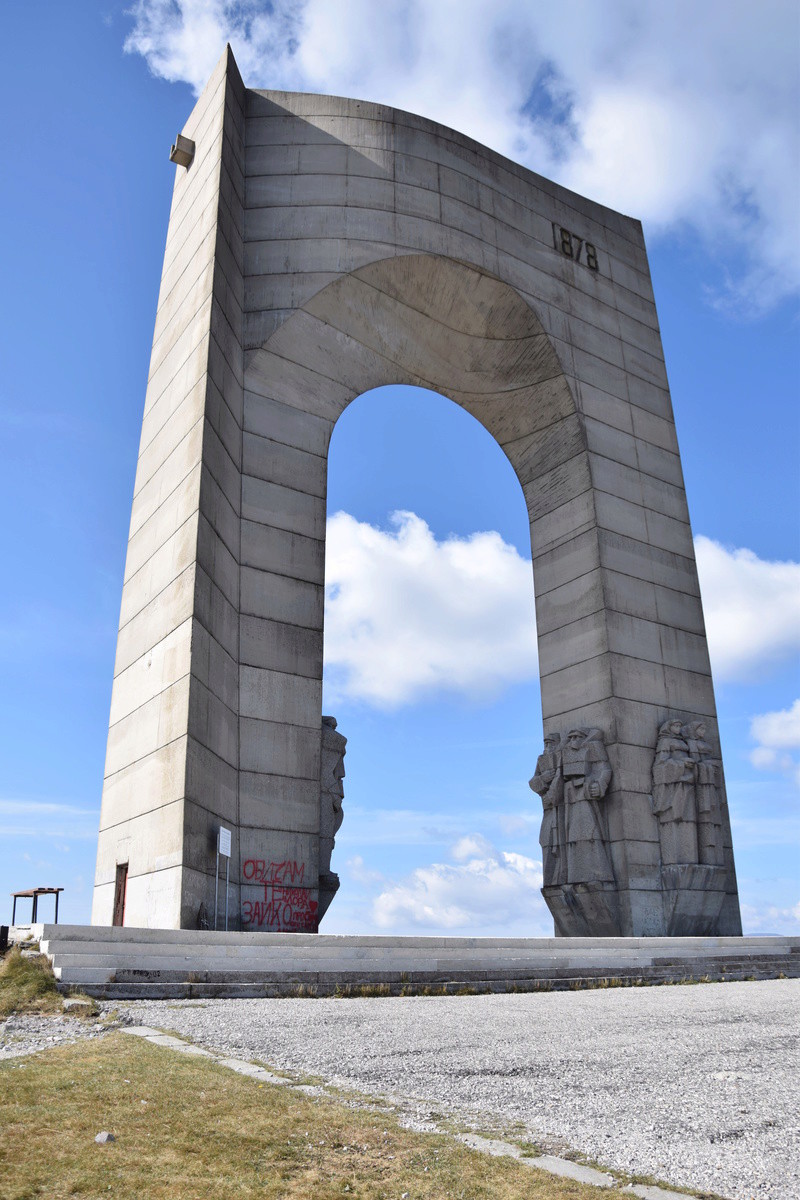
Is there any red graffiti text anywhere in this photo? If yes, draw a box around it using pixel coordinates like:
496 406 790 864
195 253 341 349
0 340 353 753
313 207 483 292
241 859 318 931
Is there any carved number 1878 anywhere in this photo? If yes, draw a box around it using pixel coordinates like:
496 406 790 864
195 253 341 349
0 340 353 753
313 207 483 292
553 224 599 272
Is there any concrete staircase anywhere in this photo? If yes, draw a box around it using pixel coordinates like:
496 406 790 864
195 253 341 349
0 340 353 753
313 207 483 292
38 926 800 999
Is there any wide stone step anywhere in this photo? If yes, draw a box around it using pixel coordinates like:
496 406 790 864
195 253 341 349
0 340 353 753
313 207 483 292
66 964 799 1000
40 925 799 951
44 927 800 998
54 955 799 990
47 946 800 976
48 948 683 972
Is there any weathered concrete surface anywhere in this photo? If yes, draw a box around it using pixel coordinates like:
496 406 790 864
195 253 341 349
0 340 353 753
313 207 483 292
114 980 800 1200
40 925 798 997
92 45 741 937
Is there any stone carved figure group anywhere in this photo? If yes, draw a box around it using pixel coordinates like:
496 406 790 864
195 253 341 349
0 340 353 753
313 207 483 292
530 716 725 893
652 718 724 867
529 728 614 888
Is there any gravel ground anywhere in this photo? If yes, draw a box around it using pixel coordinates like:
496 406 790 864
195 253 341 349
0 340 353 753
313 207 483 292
0 1012 106 1059
113 979 799 1200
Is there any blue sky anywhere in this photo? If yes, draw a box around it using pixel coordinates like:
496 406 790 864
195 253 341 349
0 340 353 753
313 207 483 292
1 1 798 935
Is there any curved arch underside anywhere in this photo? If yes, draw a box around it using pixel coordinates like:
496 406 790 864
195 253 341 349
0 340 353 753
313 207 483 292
92 48 741 939
250 253 584 523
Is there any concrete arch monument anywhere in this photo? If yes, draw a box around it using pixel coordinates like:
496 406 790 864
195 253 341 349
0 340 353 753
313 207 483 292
92 47 741 938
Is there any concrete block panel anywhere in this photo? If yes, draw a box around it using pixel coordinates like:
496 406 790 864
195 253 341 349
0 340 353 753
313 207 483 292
244 269 341 317
538 610 608 678
522 452 593 523
99 736 189 832
197 463 239 559
239 829 319 875
631 405 681 454
575 381 634 437
126 467 202 583
196 513 239 610
118 517 199 630
239 666 322 728
204 379 244 475
239 772 320 833
108 618 193 728
607 743 661 798
532 529 601 596
185 737 238 824
187 674 238 769
240 717 320 779
94 49 739 937
136 392 206 504
244 347 353 422
182 798 240 879
95 803 184 882
138 363 206 476
193 563 240 663
530 490 596 556
463 375 575 447
243 390 333 457
240 566 324 629
242 432 327 497
114 566 196 679
240 520 325 585
534 568 605 637
240 614 323 678
597 528 701 596
105 675 192 779
241 474 326 540
540 654 614 721
123 862 184 931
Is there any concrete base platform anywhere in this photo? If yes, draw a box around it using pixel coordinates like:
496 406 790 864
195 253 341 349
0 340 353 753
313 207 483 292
38 926 800 999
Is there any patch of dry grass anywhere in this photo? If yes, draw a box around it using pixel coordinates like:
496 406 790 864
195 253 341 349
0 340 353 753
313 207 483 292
0 1032 612 1200
0 947 62 1017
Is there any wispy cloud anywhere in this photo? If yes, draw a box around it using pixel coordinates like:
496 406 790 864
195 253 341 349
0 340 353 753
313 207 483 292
0 800 98 817
730 813 800 849
339 805 535 848
740 898 800 936
749 699 800 789
370 836 551 935
124 0 800 312
0 799 99 840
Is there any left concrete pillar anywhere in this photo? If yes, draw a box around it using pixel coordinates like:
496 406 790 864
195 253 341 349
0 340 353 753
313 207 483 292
92 48 245 928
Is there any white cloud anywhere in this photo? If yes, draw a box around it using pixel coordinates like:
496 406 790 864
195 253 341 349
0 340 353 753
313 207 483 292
124 0 800 312
323 511 537 707
322 518 799 708
371 837 551 935
346 854 384 886
740 899 800 936
694 537 800 682
451 834 497 862
749 699 800 788
751 699 800 750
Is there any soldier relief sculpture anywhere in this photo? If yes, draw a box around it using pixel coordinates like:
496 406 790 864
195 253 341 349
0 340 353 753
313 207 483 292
317 716 346 921
531 716 729 937
652 717 727 934
529 728 618 936
653 719 724 867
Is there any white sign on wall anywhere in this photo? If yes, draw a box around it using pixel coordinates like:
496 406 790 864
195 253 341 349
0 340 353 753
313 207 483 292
218 827 231 858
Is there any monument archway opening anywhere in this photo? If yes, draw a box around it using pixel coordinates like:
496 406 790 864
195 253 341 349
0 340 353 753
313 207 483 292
320 381 544 931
